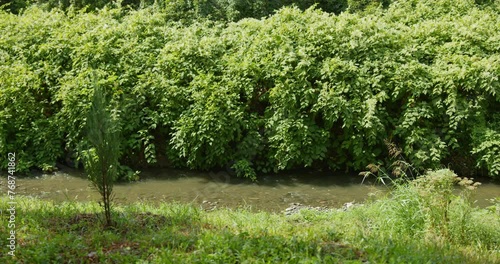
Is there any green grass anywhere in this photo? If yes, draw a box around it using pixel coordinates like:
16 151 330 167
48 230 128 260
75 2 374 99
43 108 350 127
1 170 499 263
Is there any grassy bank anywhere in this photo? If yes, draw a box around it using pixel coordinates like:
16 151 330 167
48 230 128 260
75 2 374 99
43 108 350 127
1 170 499 263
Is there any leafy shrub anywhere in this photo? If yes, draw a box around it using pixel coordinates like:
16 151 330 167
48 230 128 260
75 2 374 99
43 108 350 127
347 0 389 12
471 114 500 178
231 159 257 180
1 0 348 19
1 0 499 179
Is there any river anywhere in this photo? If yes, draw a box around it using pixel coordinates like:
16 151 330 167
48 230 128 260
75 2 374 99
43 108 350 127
3 167 499 212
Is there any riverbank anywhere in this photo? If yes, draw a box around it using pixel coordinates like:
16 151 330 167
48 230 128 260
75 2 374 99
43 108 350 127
1 170 499 263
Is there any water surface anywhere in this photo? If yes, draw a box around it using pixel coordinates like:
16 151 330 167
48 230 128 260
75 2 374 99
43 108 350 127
3 167 499 212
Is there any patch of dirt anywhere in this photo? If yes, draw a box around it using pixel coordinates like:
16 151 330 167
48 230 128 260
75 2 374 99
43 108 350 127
134 212 168 228
69 213 99 225
319 241 366 261
103 241 141 255
85 241 142 263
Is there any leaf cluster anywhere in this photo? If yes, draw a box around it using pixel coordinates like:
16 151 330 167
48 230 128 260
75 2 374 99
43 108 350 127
1 0 499 179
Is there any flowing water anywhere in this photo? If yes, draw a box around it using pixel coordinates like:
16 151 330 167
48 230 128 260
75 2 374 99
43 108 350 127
3 167 499 212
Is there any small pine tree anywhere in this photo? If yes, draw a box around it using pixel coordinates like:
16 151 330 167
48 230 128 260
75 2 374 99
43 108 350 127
83 73 120 227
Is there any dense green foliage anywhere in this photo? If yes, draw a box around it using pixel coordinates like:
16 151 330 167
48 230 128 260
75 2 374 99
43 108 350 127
1 0 351 19
0 0 499 179
0 169 499 263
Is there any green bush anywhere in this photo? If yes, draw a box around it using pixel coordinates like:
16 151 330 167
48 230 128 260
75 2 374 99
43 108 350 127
1 0 348 19
1 0 499 179
471 114 500 177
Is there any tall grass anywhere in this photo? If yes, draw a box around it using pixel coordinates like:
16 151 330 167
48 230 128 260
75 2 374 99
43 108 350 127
333 169 500 263
0 169 499 263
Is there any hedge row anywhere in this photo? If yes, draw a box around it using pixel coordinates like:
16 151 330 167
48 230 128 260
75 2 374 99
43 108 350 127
1 0 354 18
1 0 499 179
